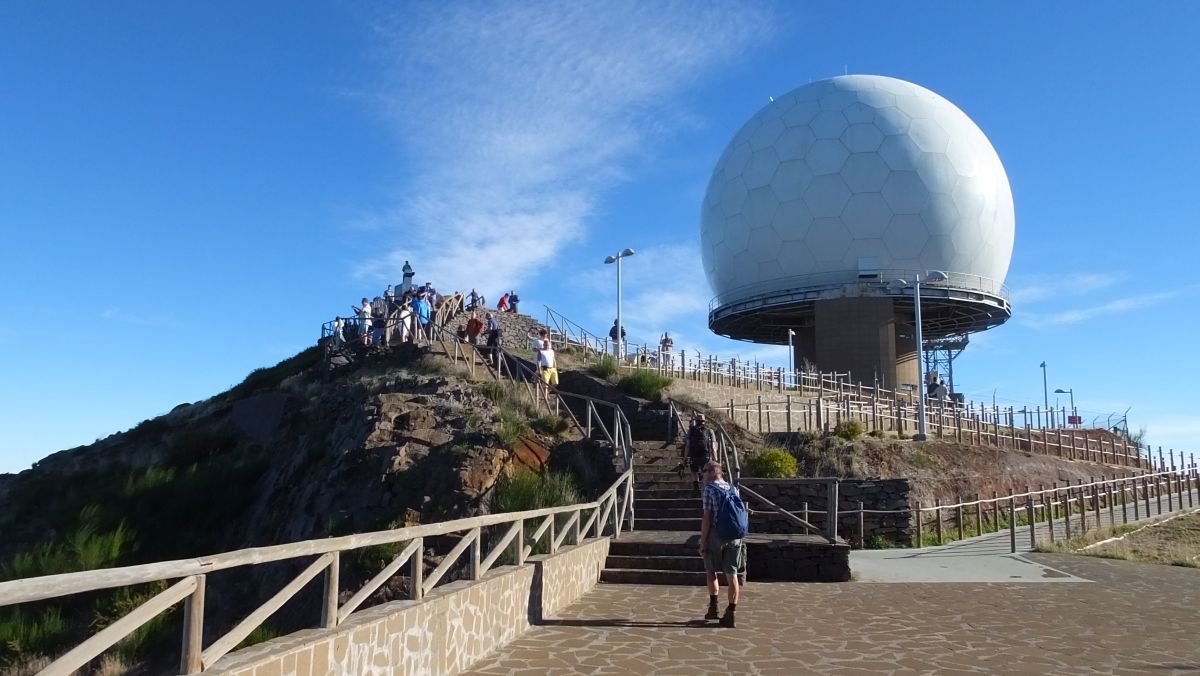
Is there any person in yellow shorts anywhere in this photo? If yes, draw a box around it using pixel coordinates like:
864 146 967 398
537 339 559 386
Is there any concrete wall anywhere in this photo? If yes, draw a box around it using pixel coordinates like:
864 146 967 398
205 537 610 676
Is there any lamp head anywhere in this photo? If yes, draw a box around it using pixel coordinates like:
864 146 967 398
887 279 909 291
1054 388 1070 394
620 248 636 257
925 270 949 282
603 256 617 264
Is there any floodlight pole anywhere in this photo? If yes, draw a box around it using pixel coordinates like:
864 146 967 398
787 329 795 388
1040 361 1049 427
891 270 945 442
604 249 635 361
912 277 928 441
1055 388 1075 427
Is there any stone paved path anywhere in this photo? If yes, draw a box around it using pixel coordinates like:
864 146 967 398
464 553 1200 675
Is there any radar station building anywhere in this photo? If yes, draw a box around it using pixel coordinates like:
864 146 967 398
701 75 1014 389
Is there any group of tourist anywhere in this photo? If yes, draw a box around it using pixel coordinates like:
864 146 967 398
331 281 469 351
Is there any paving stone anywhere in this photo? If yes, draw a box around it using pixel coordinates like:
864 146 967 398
464 554 1200 675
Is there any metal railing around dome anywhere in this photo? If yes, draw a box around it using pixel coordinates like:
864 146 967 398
707 269 1010 314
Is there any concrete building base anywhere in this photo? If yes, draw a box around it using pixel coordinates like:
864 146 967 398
791 297 919 390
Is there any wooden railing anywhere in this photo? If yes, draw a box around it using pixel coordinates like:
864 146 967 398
913 466 1200 552
0 470 636 675
539 306 1169 472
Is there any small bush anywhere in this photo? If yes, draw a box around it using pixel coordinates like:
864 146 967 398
834 420 865 441
229 346 322 399
0 608 67 663
617 371 673 401
867 429 884 439
495 410 529 447
587 356 618 379
530 414 569 436
744 448 798 478
491 469 581 513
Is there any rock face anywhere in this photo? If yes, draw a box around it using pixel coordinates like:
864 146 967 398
0 347 573 647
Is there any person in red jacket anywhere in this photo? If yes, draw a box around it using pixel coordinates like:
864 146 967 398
497 293 510 312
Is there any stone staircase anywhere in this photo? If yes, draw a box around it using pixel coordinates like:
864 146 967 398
600 439 741 585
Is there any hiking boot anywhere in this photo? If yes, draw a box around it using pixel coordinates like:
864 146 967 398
704 605 720 621
718 609 736 628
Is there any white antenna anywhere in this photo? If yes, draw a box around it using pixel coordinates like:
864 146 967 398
769 96 775 102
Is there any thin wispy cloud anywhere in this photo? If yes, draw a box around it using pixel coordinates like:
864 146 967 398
1008 272 1124 305
358 1 777 295
1020 290 1175 327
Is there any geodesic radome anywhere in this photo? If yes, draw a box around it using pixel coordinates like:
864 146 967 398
701 74 1015 304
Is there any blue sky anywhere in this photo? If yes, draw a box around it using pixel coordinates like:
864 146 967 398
3 1 1199 473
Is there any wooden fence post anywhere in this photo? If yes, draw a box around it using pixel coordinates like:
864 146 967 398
914 500 922 546
935 497 943 545
1008 497 1017 553
857 501 865 549
181 575 206 675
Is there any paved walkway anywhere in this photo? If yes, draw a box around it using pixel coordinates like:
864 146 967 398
465 497 1200 675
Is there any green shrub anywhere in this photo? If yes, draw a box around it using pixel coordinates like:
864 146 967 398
587 356 618 379
491 469 581 513
867 429 884 438
530 414 569 436
617 371 673 401
228 345 322 399
833 420 865 441
0 607 67 664
495 410 529 447
744 448 798 478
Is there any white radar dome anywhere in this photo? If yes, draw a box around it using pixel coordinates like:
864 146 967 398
701 74 1015 302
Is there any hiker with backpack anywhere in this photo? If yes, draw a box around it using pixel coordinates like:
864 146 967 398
683 414 718 494
699 459 747 627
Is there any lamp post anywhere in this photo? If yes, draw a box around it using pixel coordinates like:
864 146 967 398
1054 388 1074 427
787 328 795 389
889 270 947 442
1039 361 1049 428
603 248 635 361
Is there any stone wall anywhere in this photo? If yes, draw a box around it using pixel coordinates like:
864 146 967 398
745 535 851 582
741 478 911 546
205 537 610 676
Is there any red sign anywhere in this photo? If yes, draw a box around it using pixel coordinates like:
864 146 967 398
1068 415 1082 425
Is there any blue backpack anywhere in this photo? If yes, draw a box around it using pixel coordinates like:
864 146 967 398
714 485 749 540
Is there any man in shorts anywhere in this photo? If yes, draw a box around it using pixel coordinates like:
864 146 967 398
699 460 743 627
535 339 558 404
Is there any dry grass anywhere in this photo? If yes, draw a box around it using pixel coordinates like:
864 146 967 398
1038 511 1200 568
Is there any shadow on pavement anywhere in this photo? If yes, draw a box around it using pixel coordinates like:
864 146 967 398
539 618 718 629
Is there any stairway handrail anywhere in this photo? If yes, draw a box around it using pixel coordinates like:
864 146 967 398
670 398 843 544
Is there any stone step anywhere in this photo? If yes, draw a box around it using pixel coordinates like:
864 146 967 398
637 507 701 520
609 539 693 557
634 517 700 531
635 488 697 500
635 498 698 509
605 555 705 572
634 481 695 492
599 569 743 586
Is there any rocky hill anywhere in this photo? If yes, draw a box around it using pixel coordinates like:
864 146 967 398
0 324 614 674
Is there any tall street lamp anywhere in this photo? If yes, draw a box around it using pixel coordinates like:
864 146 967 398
1039 361 1049 427
604 248 635 361
1054 388 1075 427
889 270 947 442
787 328 795 388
